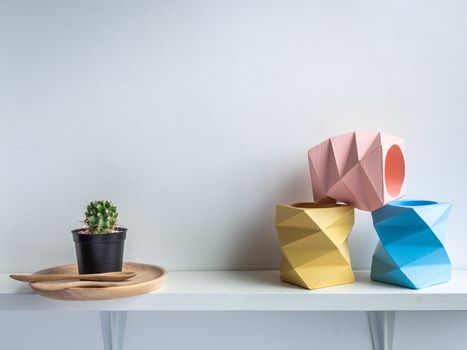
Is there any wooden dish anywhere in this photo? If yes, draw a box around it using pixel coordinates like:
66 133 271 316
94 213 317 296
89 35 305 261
30 262 167 301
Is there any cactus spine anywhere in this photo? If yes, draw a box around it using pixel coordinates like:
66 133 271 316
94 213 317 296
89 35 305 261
84 200 118 233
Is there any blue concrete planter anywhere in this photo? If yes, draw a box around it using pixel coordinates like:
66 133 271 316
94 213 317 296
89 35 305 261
370 199 452 289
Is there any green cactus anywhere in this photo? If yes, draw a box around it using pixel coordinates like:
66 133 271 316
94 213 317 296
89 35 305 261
84 200 118 233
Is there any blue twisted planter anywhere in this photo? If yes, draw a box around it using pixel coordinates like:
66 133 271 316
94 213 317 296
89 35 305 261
371 199 452 289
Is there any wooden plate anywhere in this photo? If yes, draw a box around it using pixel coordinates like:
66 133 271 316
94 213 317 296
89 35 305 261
30 262 167 301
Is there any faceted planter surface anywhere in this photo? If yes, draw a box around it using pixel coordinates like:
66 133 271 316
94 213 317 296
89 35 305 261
371 200 452 289
276 203 355 289
308 131 406 211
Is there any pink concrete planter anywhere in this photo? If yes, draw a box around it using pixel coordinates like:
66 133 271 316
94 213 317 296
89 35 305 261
308 131 406 211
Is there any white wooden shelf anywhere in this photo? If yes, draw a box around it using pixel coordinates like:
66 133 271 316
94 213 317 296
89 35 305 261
2 270 467 311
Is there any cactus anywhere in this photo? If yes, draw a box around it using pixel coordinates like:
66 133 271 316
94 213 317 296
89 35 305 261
84 200 118 233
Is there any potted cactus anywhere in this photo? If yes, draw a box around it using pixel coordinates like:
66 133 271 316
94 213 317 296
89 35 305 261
72 200 127 274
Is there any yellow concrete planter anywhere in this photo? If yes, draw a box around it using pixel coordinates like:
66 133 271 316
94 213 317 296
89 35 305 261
276 203 355 289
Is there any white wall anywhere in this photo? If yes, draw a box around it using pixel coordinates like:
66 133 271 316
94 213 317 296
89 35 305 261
2 311 467 350
1 0 466 349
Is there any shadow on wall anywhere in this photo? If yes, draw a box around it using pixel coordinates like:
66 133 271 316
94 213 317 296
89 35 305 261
225 166 311 271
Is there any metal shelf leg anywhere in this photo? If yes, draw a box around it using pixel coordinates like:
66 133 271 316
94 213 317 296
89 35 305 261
100 311 127 350
368 311 396 350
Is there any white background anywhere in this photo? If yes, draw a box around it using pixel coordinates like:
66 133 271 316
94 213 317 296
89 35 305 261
1 0 466 349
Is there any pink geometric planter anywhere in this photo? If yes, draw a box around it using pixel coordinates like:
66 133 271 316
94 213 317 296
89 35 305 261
308 131 406 211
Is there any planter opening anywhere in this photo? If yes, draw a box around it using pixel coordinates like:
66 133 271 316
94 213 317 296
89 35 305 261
394 200 437 207
291 202 347 209
385 144 405 197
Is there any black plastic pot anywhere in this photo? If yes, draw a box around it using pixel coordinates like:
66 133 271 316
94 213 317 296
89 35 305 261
72 227 127 274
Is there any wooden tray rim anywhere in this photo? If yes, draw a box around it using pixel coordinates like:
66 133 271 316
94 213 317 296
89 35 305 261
30 261 167 292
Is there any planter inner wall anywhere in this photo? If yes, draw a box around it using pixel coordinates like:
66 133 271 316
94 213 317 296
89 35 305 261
384 144 405 198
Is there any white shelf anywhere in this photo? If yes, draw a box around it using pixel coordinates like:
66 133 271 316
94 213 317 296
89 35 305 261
1 270 467 311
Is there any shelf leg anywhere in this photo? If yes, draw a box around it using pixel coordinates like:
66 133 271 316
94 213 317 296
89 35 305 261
367 311 395 350
100 311 127 350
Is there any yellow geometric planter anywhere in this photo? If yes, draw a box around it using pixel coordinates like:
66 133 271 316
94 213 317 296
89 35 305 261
276 203 355 289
